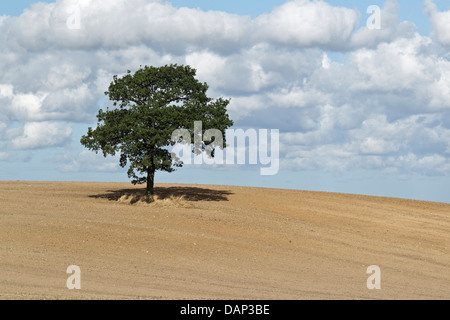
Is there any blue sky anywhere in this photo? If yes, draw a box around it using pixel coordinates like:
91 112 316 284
1 0 450 203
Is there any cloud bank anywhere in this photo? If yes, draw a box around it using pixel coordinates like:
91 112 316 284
0 0 449 177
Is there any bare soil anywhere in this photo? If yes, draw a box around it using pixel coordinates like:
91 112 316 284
0 181 449 300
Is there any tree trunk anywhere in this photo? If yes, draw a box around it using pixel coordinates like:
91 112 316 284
146 167 155 197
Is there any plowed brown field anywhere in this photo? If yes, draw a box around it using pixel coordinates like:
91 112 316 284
0 181 449 300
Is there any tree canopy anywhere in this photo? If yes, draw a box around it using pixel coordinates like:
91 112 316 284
80 64 233 197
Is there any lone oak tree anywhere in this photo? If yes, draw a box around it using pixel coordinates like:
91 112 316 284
80 64 233 198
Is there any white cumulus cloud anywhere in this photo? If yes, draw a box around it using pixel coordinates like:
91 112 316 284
10 122 72 150
57 150 118 172
424 0 450 46
254 0 360 49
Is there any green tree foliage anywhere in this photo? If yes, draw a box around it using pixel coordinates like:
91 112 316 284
81 64 233 197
